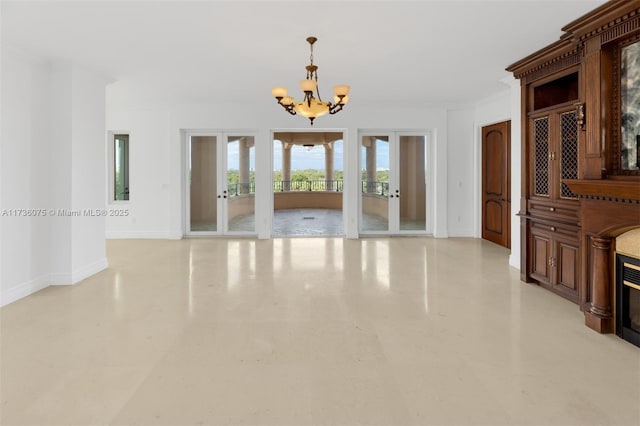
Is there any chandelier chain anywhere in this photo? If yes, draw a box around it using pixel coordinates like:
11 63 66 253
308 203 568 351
315 70 322 102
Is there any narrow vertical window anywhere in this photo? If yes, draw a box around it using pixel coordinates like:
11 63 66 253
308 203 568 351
114 134 129 201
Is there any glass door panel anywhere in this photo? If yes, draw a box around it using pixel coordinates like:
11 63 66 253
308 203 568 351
361 135 390 232
190 135 218 232
226 135 256 233
399 135 427 231
360 132 429 235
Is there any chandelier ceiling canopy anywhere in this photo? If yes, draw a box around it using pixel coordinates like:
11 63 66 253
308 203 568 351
271 37 350 126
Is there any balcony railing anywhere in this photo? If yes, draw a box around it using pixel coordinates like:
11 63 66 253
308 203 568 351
228 182 255 197
274 180 343 192
228 180 342 196
362 181 389 197
227 180 388 196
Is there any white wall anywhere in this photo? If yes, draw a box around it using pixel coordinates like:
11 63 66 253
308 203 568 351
1 46 53 303
48 61 73 283
70 63 109 281
0 46 108 306
105 98 454 239
473 82 521 269
447 108 475 237
105 110 171 239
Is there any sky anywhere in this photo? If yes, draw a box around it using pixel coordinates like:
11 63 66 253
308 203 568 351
273 141 344 171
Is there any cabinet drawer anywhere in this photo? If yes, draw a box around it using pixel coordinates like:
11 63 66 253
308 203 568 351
528 199 579 223
530 220 579 240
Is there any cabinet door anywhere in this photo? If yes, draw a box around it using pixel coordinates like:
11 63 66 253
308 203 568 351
530 108 579 201
554 238 579 298
532 116 551 198
530 230 552 284
558 110 578 200
528 221 580 302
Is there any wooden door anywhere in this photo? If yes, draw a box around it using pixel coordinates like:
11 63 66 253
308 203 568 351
482 121 511 248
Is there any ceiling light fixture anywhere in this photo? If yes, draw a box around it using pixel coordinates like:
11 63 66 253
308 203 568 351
271 37 350 126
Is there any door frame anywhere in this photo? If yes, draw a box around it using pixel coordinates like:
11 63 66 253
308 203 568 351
184 130 258 237
358 130 433 236
269 128 348 238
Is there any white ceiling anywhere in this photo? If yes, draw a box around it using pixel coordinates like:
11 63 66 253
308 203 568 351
1 0 607 108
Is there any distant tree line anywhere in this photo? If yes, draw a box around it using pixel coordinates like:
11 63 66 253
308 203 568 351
227 169 389 183
228 169 346 183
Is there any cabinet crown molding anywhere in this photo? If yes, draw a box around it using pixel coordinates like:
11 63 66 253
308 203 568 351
506 0 640 81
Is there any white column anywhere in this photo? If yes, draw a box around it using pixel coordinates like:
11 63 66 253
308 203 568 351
282 142 292 191
49 60 108 284
239 137 252 194
324 142 334 190
365 136 377 192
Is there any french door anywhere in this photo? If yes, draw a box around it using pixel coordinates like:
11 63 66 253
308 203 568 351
360 132 430 235
186 132 256 236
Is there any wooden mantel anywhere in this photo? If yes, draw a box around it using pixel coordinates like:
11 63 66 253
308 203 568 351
565 178 640 333
565 179 640 201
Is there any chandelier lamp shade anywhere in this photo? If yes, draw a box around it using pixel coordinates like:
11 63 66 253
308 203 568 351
271 37 350 126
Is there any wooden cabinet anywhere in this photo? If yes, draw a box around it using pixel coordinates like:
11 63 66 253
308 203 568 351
526 101 581 301
508 0 640 333
529 218 580 302
518 71 582 303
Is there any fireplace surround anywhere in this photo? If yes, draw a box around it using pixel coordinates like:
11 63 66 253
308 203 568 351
564 183 640 334
616 230 640 347
616 254 640 347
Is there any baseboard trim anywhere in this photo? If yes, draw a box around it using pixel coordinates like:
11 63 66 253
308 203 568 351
71 257 108 284
49 272 72 285
51 257 108 286
447 230 474 238
106 231 170 239
0 274 50 307
509 254 520 270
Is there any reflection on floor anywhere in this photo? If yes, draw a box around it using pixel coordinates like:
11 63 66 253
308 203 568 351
190 209 343 235
193 209 426 235
273 209 343 236
2 238 638 425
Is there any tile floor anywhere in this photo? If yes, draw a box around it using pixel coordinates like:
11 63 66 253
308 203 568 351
194 209 427 236
272 209 344 236
1 237 639 425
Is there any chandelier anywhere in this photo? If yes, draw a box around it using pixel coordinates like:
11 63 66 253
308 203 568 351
271 36 350 126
